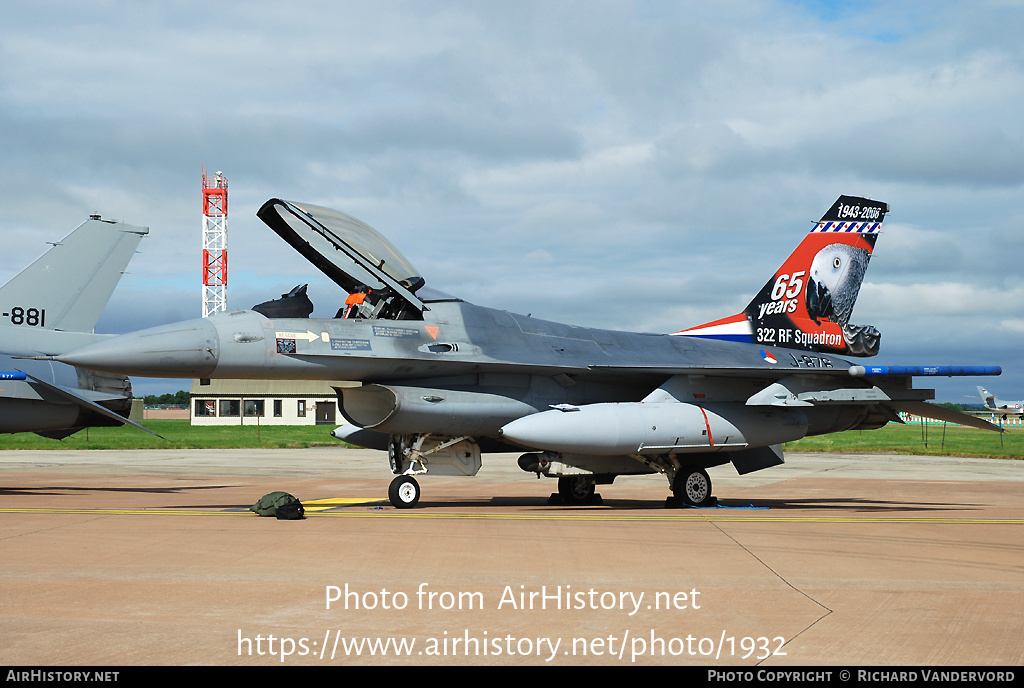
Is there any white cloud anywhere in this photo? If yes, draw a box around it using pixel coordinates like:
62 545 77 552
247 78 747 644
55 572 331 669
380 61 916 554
860 281 1024 318
0 0 1022 396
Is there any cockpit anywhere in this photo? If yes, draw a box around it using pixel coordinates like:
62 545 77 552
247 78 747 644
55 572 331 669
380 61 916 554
252 199 458 321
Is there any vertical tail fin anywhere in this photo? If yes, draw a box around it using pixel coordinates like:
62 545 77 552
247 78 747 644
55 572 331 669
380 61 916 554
674 195 888 357
0 217 148 333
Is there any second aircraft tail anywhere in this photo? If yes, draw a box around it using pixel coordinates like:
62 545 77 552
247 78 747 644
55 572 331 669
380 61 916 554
0 216 148 333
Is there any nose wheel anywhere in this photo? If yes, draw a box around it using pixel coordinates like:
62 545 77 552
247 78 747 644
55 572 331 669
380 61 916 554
388 475 420 508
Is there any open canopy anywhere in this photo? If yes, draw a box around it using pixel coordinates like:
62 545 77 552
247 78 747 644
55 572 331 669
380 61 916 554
257 199 429 319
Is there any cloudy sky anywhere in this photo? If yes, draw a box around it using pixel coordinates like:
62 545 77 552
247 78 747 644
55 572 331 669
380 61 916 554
2 0 1023 402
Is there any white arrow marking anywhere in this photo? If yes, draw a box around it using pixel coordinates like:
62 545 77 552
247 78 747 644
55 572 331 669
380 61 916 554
276 331 321 342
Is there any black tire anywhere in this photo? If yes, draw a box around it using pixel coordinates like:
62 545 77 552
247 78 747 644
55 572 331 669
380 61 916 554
557 476 595 505
388 475 420 509
673 467 712 507
388 436 405 474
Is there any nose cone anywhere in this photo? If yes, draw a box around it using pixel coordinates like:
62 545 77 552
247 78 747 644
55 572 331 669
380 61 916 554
58 318 220 377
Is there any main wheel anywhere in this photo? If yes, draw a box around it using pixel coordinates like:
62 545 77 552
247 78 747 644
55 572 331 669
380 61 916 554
388 475 420 509
673 467 712 507
557 476 595 505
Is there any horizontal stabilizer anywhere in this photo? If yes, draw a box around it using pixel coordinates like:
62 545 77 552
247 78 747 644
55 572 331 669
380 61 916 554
24 373 164 439
887 400 1003 432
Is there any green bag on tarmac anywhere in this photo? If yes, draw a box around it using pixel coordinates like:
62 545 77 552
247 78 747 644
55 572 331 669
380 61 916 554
250 491 305 520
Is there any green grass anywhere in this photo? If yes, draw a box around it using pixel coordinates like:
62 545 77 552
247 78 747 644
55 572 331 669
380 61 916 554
0 421 342 450
785 422 1024 460
1 419 1021 459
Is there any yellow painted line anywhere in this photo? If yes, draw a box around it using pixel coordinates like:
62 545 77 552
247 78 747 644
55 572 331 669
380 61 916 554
299 497 385 512
313 513 1024 524
302 497 382 505
0 507 1020 524
0 507 243 516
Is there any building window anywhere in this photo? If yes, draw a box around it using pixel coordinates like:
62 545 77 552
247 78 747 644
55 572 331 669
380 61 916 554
195 399 217 417
243 400 265 417
219 399 240 417
273 399 282 417
297 400 306 417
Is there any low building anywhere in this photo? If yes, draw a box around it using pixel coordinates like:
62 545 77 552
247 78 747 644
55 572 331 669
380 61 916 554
188 379 358 426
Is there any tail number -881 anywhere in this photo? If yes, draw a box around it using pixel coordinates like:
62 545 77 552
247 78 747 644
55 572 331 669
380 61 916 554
4 307 46 327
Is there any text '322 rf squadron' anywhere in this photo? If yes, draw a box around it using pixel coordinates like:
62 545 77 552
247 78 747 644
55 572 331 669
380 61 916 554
54 196 1001 508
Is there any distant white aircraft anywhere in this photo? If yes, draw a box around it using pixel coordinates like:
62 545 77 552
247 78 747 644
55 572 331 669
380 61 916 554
977 387 1024 419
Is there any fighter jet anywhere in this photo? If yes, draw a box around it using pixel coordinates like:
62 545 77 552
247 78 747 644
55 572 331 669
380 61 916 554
1 215 155 439
977 387 1023 419
53 196 1001 507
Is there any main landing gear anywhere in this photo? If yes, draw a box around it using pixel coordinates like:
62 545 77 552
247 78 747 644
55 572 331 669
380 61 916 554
549 475 602 506
666 466 716 508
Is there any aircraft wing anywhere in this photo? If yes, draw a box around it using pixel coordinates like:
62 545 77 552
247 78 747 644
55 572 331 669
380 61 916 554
588 362 1002 432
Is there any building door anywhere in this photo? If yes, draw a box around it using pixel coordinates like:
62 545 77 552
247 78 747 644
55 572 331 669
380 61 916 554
315 400 337 424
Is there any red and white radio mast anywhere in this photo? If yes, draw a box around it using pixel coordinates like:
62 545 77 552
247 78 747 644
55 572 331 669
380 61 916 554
201 168 228 317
